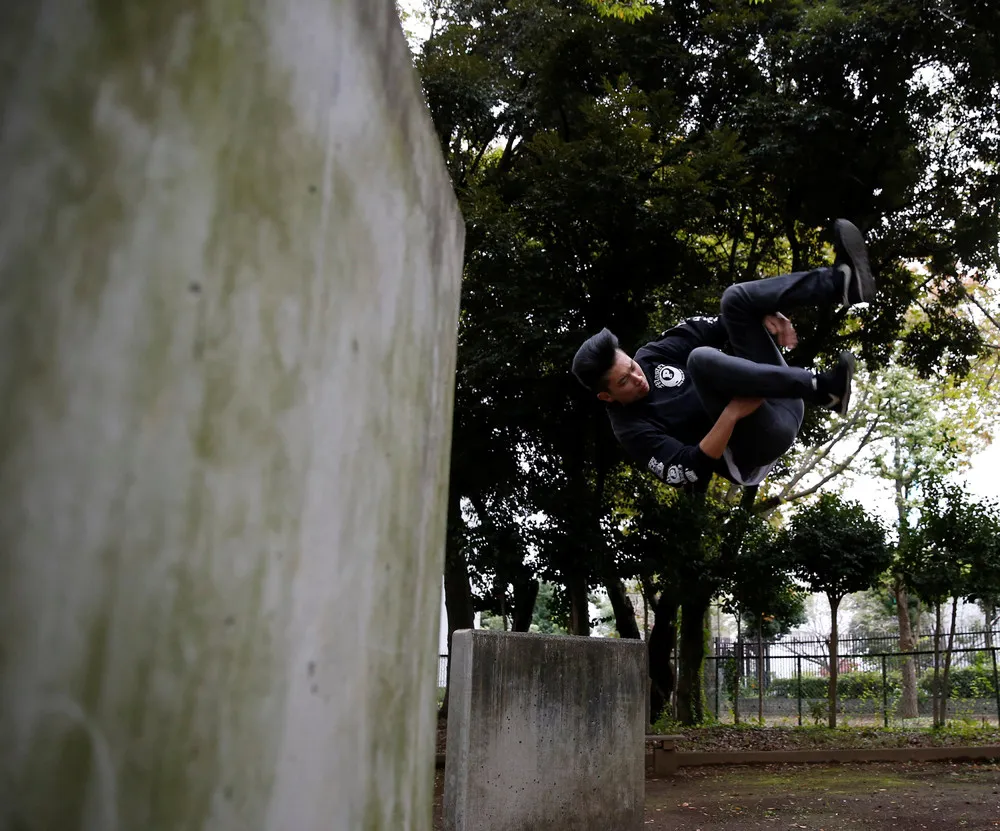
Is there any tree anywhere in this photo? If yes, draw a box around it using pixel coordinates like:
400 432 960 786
617 476 724 724
900 481 1000 727
868 351 999 717
722 516 805 723
767 341 1000 717
530 581 570 634
845 586 928 646
582 0 653 22
783 494 892 728
414 0 999 713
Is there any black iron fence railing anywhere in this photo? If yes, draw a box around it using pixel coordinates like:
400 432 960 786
437 631 1000 726
705 644 1000 726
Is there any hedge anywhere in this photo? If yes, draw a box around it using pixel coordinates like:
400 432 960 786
918 665 998 698
758 667 998 700
766 671 900 700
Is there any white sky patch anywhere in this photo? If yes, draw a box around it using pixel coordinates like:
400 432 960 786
395 0 434 50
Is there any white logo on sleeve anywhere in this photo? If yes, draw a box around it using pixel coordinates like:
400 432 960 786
650 459 699 485
654 364 685 389
665 465 685 485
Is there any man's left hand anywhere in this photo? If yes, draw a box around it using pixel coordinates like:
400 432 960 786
764 313 798 348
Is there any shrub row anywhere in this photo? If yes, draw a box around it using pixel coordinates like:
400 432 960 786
760 666 998 700
766 671 895 700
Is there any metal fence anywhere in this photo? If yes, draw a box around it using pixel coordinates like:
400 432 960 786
437 631 1000 727
716 630 1000 664
707 631 1000 726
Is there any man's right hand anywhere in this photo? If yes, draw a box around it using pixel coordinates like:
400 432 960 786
764 314 798 348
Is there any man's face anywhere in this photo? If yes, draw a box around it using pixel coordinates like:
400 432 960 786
597 349 650 405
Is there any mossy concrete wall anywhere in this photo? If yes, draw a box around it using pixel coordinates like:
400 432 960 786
444 631 647 831
0 1 463 829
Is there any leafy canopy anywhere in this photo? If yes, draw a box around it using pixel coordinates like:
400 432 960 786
785 494 892 605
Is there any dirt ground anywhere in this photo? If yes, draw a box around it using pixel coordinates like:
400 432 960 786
433 761 1000 830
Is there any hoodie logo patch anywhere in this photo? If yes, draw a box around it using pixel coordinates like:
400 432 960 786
654 365 685 389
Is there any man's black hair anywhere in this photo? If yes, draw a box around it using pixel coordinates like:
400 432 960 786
571 328 620 393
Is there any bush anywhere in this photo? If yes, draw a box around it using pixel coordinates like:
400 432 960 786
838 671 896 699
918 664 997 699
767 671 901 700
761 663 998 701
768 676 827 699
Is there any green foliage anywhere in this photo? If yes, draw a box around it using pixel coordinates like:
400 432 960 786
419 0 1000 660
618 485 723 597
900 480 1000 607
740 595 807 642
846 587 926 644
479 613 505 631
754 662 1000 706
786 495 893 604
769 671 900 701
917 663 998 700
530 581 569 634
581 0 653 21
721 654 741 708
780 495 890 727
650 709 684 735
725 516 807 639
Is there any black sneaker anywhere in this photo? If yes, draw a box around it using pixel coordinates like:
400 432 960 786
833 219 874 306
814 351 856 415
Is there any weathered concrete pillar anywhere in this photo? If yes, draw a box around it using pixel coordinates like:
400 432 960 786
444 631 647 831
0 1 463 829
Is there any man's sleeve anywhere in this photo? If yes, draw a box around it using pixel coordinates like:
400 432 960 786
674 315 728 347
618 422 716 489
642 316 728 362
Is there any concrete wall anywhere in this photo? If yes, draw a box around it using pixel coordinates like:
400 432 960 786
0 1 463 829
444 631 647 831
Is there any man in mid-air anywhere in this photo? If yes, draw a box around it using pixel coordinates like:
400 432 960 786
571 219 874 491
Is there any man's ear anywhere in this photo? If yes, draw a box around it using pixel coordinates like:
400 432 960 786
597 391 612 403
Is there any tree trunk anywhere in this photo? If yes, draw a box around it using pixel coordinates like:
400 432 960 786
496 578 508 631
603 574 641 639
892 446 920 720
757 622 765 724
643 588 649 640
511 576 539 632
984 598 996 650
894 578 919 719
440 496 475 718
704 605 715 719
468 492 516 632
567 571 590 636
676 594 711 726
941 596 959 727
828 595 841 729
734 615 743 726
933 602 943 727
648 590 679 724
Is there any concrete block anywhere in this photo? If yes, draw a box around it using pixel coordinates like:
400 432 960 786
444 631 647 831
0 1 462 829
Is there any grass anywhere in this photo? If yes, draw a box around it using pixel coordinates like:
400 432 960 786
731 766 913 792
649 722 1000 753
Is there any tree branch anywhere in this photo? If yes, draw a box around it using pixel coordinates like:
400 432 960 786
770 398 874 499
757 414 883 514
